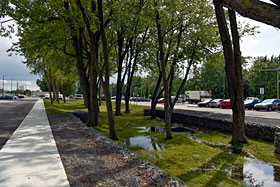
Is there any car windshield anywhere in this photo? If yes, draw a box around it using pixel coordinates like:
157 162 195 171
262 99 273 103
244 100 252 104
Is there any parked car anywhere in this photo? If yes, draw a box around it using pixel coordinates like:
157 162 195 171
130 97 137 101
209 99 223 108
45 94 50 99
73 94 83 99
17 94 25 98
171 95 185 103
245 97 259 101
197 99 212 107
254 99 280 111
277 103 280 111
59 94 63 100
244 98 261 110
69 95 74 99
157 98 165 104
137 97 151 102
111 96 116 100
220 99 231 109
0 95 14 100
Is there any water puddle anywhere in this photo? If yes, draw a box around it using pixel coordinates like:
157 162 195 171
136 126 165 134
188 135 280 186
125 135 165 151
243 158 280 187
136 126 195 134
132 125 280 186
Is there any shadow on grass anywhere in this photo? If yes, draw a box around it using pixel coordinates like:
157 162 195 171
177 144 245 186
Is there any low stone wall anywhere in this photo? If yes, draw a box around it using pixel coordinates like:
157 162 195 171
144 109 280 142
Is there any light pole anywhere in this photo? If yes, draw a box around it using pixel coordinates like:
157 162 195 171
11 79 13 95
2 75 7 96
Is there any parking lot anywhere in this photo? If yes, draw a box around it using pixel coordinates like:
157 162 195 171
133 101 280 120
0 98 37 149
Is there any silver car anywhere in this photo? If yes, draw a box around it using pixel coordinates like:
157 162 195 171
254 99 280 111
209 99 223 108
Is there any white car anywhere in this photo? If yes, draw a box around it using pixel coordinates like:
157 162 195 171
45 94 50 99
74 94 83 99
209 99 223 108
59 94 63 100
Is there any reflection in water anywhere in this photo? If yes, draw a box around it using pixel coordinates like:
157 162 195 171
136 126 165 134
125 136 165 151
243 159 280 187
189 135 280 186
133 126 280 186
137 126 195 134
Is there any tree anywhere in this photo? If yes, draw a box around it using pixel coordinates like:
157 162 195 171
218 0 280 28
213 0 247 145
187 53 227 99
36 78 49 92
247 55 280 99
151 0 220 139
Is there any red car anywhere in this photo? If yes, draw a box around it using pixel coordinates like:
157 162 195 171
157 98 165 104
220 99 231 109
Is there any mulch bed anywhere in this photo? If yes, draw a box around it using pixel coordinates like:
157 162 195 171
48 113 185 187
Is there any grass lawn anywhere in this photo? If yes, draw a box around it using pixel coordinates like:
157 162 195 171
44 99 280 186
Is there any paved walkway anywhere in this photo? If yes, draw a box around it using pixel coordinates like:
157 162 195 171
0 99 70 187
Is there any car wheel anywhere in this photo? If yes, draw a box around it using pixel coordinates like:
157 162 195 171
248 107 252 110
256 108 260 111
267 106 272 111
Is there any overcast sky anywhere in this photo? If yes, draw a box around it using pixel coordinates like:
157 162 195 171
0 7 279 91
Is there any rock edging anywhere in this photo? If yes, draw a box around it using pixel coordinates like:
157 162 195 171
68 111 186 187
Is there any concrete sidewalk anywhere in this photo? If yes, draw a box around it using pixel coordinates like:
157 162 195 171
0 99 70 187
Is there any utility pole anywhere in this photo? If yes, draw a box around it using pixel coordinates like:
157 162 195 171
256 67 280 99
10 80 12 94
2 75 7 96
277 69 279 99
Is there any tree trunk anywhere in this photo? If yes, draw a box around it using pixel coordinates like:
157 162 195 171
213 0 247 145
51 78 56 103
71 31 90 109
115 30 124 116
125 53 137 113
98 80 102 106
228 9 247 144
76 0 118 140
44 71 53 104
151 71 162 119
97 0 118 140
88 59 99 126
115 30 132 116
62 83 66 103
155 9 172 140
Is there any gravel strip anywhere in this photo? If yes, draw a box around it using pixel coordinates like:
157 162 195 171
48 113 186 187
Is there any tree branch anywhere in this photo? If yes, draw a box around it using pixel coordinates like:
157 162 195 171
219 0 280 28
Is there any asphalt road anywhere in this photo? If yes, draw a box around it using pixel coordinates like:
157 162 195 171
132 101 280 120
0 98 37 150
